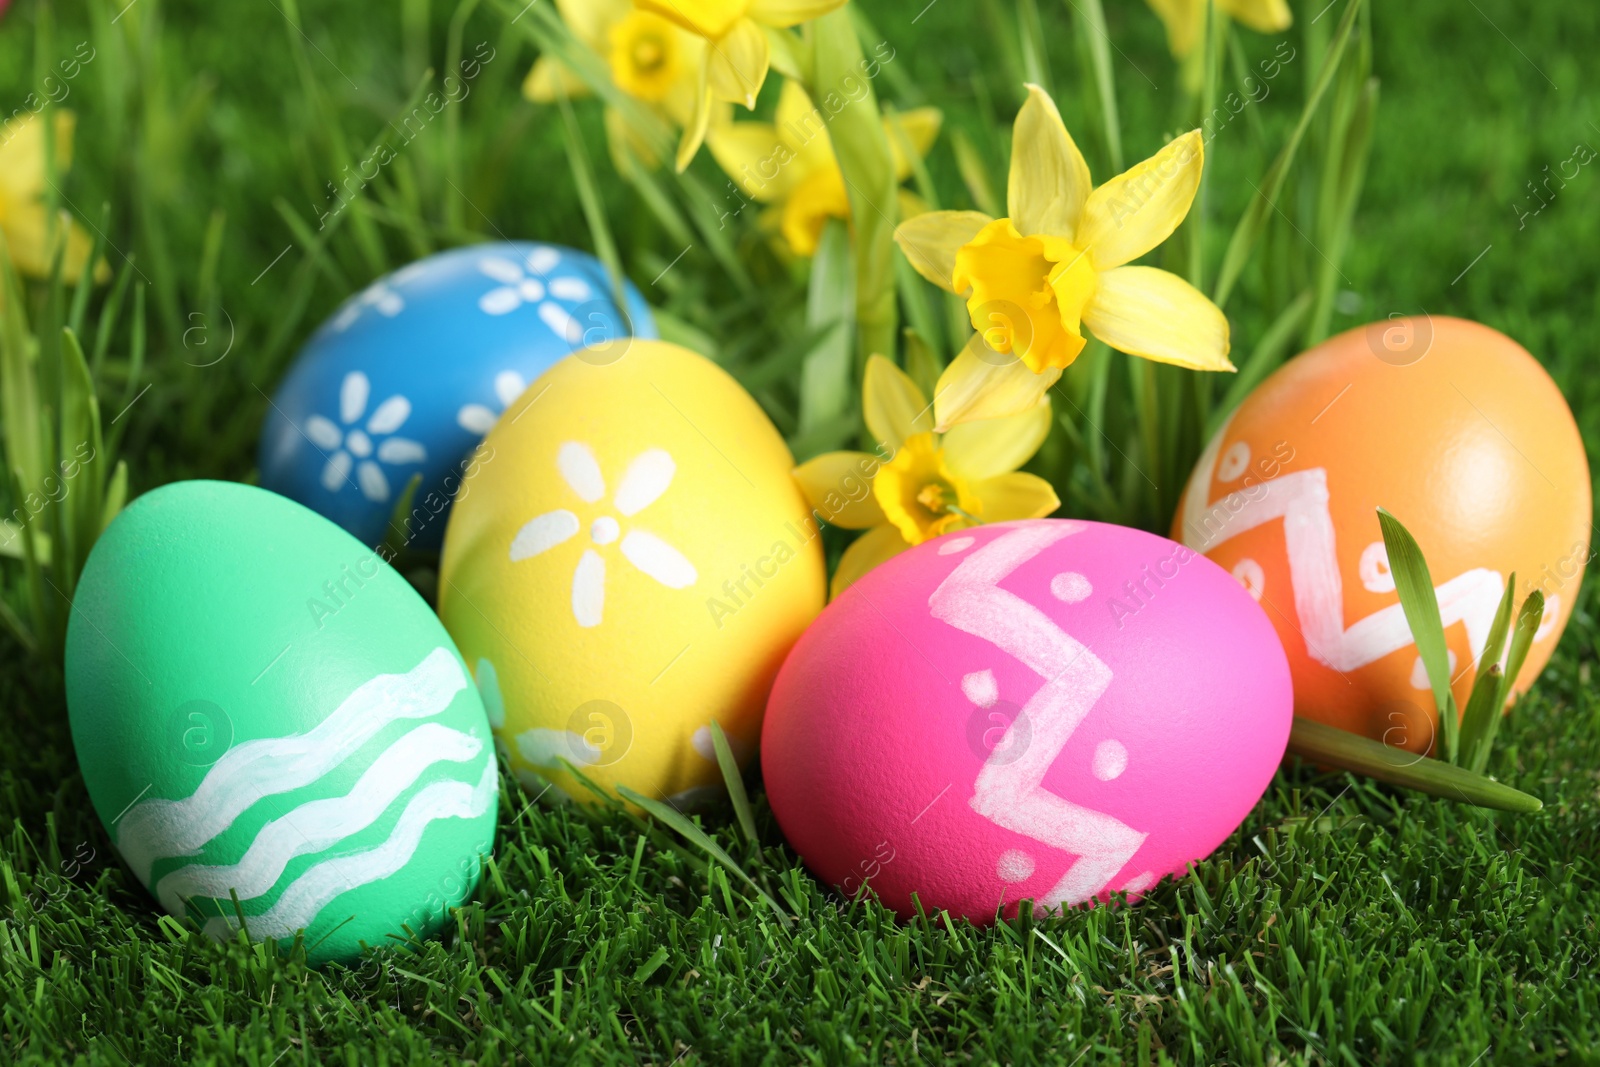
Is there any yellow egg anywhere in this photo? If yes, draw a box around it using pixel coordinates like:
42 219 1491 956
438 340 826 805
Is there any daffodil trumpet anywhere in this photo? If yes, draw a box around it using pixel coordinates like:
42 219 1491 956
524 0 707 172
793 354 1059 597
894 84 1233 432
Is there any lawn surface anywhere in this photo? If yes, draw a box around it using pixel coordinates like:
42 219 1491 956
3 0 1599 1063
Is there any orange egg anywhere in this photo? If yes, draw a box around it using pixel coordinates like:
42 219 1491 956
1172 316 1590 750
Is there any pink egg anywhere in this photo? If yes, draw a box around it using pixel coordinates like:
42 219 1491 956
762 518 1293 921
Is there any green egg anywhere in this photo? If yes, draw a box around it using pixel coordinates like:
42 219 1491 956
66 480 499 966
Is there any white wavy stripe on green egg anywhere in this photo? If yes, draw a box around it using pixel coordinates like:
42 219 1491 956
66 482 499 967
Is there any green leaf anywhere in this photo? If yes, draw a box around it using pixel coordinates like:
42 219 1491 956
903 328 943 403
1459 574 1516 770
1065 0 1122 172
950 129 1002 218
1015 0 1053 99
1208 290 1313 438
800 218 856 437
1377 507 1457 761
379 472 426 561
809 7 897 370
1212 0 1365 308
556 89 631 336
1459 666 1505 775
1287 717 1541 814
101 460 129 534
708 721 759 847
57 328 105 603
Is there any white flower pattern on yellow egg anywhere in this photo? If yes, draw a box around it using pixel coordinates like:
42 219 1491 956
509 442 697 628
304 371 428 503
477 247 594 344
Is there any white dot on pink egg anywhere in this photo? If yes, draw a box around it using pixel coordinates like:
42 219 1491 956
996 849 1035 882
1092 739 1128 781
1050 571 1092 603
939 536 976 555
961 669 998 708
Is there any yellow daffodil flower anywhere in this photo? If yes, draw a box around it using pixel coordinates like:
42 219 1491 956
523 0 707 170
794 353 1059 596
635 0 850 171
0 111 107 285
708 80 941 256
894 84 1232 431
1147 0 1292 61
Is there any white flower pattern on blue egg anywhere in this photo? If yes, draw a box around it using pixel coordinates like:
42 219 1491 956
304 371 428 503
456 370 528 436
476 247 593 343
330 281 405 332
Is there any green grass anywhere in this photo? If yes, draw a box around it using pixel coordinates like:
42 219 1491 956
4 0 1600 1062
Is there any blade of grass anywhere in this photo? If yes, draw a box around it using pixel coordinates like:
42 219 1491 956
708 721 758 847
616 785 790 925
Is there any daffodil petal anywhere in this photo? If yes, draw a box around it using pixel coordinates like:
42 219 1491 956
0 112 74 205
1083 266 1233 371
707 17 769 108
603 106 662 173
793 451 887 530
864 354 933 452
885 107 942 179
831 524 911 598
637 0 746 38
1076 130 1204 270
522 57 589 103
897 188 930 222
1008 84 1092 240
707 122 795 201
1 206 104 282
1220 0 1293 34
941 398 1053 482
932 333 1062 431
1145 0 1203 58
893 210 993 291
774 79 836 174
555 0 630 47
675 66 716 172
971 472 1060 523
749 0 849 28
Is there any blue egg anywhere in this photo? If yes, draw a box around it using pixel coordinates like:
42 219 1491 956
259 243 656 549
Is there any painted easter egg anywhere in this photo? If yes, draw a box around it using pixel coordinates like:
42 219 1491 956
761 518 1292 921
438 340 826 806
1172 316 1590 749
65 481 498 966
259 242 656 550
